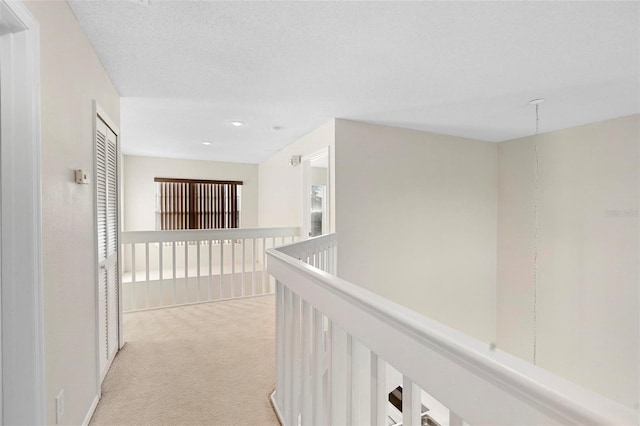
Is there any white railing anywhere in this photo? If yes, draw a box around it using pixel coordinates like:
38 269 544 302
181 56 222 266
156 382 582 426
121 227 299 313
267 234 638 426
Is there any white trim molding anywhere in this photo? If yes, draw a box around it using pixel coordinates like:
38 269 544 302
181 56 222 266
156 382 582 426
0 0 46 424
269 391 285 426
81 394 100 426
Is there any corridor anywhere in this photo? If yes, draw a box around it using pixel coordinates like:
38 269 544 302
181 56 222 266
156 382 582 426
89 296 279 425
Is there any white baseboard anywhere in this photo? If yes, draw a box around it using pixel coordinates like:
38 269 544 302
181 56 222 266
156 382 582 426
269 391 285 426
82 394 100 426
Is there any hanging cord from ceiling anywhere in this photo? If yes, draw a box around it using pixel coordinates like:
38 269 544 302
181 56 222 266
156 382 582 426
529 98 543 365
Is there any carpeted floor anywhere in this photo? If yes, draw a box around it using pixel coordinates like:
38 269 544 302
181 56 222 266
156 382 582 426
89 296 279 426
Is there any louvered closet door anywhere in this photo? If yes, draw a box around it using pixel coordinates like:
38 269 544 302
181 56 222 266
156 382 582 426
96 116 119 382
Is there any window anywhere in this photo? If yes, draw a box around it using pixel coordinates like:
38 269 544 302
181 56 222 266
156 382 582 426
155 178 242 230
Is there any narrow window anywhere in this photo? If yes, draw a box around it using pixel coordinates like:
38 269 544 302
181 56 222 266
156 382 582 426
154 178 242 230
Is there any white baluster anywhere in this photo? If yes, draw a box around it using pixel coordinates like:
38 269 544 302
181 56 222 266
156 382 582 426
283 287 293 425
241 239 246 297
313 309 326 425
196 241 201 302
352 339 371 426
292 293 302 425
275 281 284 409
262 237 267 293
184 241 189 304
402 377 421 426
330 324 348 425
252 238 257 296
323 246 328 272
172 242 177 305
145 242 150 308
301 301 313 425
231 239 236 298
158 241 163 307
131 243 137 310
219 239 224 299
208 240 213 301
370 353 386 426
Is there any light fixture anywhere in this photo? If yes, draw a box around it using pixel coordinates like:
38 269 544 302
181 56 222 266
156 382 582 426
271 126 283 132
202 141 212 146
230 121 245 127
289 155 301 167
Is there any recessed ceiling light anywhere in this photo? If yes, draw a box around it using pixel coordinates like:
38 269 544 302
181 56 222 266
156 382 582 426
230 121 245 127
202 141 212 146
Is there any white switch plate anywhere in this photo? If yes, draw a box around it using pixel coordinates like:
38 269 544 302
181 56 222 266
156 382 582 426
75 169 89 184
56 389 64 423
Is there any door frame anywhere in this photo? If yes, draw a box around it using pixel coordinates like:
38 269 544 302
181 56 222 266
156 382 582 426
301 147 330 239
92 101 121 392
0 0 46 423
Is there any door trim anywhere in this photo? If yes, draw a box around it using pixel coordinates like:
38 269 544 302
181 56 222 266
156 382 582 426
0 0 46 423
302 147 330 239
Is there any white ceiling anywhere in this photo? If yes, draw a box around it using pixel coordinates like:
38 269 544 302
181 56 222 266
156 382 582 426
68 0 640 164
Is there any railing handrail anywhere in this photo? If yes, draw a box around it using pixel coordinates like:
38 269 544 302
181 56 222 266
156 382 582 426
275 233 336 258
267 234 638 426
121 226 300 244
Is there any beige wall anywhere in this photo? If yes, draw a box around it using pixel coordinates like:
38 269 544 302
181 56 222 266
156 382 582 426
497 114 639 408
258 119 336 230
123 155 259 231
335 119 498 343
24 1 121 424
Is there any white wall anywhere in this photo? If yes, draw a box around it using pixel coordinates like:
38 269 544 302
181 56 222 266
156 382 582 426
311 166 328 186
24 1 121 424
123 155 259 231
258 119 336 231
335 119 498 344
497 114 639 408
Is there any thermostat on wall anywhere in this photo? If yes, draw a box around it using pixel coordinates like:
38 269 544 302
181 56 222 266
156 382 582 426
75 169 89 184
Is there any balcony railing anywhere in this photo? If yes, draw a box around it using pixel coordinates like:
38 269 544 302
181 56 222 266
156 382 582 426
267 234 637 426
121 227 299 313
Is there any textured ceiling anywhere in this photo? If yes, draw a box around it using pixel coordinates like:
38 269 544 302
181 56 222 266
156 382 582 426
68 0 640 164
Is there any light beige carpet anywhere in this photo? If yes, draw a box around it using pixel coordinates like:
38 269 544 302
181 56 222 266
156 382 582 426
90 296 279 426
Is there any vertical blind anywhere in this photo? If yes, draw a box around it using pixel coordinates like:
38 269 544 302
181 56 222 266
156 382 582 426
155 178 242 230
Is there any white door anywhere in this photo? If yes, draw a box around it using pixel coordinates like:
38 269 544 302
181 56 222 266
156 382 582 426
96 113 119 382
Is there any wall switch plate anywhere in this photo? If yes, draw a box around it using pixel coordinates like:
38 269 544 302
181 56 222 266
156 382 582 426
56 389 64 423
75 169 89 184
